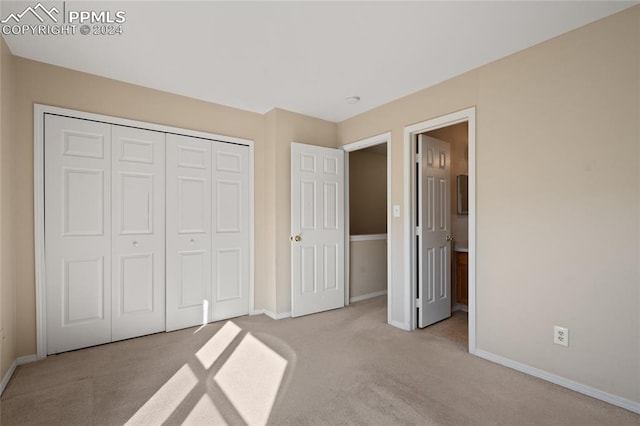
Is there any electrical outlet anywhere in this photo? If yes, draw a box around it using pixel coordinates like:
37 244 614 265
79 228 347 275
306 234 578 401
553 326 569 347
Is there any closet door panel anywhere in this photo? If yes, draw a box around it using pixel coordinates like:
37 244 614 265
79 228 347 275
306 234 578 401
211 142 250 321
111 126 165 341
166 134 212 331
45 115 112 354
44 111 254 354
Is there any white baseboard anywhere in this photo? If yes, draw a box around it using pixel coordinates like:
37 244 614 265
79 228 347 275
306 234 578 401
350 290 387 303
266 310 291 320
453 303 468 312
1 354 38 395
16 354 38 365
474 349 640 415
0 360 18 395
349 234 387 242
389 319 410 331
253 309 291 320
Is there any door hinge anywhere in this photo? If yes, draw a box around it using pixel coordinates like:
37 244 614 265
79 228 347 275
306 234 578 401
416 298 421 307
415 226 421 236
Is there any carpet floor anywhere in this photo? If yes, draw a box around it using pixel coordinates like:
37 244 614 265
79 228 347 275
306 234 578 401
1 296 638 425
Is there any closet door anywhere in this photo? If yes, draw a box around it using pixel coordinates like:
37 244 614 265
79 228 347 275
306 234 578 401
45 115 112 354
111 126 165 341
211 142 250 321
166 134 212 331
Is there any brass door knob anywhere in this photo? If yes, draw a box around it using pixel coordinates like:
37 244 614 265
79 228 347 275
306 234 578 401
294 235 302 242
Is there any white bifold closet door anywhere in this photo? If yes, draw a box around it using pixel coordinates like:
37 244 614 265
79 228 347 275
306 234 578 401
45 115 166 354
211 142 250 322
46 114 250 352
45 116 112 354
111 126 165 341
166 135 249 331
166 134 213 331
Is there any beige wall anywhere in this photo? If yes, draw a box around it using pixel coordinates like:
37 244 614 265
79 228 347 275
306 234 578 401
262 110 278 314
269 109 337 314
349 149 386 235
426 122 468 242
349 239 387 299
337 6 640 404
0 36 16 380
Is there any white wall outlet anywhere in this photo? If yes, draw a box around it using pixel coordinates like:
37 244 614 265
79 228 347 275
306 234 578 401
553 325 569 347
393 205 401 217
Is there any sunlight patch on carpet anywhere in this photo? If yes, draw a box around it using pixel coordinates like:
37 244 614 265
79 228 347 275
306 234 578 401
125 323 288 425
182 394 227 425
125 364 198 425
214 333 288 425
196 321 242 369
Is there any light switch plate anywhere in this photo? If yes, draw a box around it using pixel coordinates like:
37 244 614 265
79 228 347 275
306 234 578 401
393 205 400 217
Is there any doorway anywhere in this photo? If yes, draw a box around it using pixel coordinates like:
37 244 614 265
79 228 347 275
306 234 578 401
417 122 469 347
404 107 476 353
342 133 392 324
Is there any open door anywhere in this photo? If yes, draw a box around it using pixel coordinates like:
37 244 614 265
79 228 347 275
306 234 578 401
417 135 452 327
291 143 345 317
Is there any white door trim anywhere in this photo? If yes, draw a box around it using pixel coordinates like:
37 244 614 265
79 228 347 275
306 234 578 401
403 107 476 354
34 104 255 359
341 132 392 325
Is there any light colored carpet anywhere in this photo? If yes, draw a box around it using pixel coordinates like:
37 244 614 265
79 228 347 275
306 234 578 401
1 296 638 425
421 309 468 349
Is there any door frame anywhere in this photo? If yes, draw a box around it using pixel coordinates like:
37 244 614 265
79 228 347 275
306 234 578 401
33 104 255 360
403 107 476 353
341 132 392 325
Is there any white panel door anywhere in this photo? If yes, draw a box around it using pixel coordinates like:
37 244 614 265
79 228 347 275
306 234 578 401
211 142 250 321
45 115 112 354
166 134 212 331
111 126 165 341
291 143 345 317
418 135 452 328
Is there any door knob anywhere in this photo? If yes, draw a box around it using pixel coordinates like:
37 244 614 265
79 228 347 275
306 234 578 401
446 235 454 242
292 235 302 242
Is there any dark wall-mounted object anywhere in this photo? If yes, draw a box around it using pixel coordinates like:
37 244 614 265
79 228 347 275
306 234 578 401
457 174 468 215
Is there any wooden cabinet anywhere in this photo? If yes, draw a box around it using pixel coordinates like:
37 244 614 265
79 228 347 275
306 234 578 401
456 252 468 305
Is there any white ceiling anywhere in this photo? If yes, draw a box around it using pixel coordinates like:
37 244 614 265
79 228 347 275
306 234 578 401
1 1 636 122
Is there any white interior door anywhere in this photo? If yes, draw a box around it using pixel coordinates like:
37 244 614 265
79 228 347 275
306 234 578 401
111 126 165 341
291 142 345 317
45 115 112 354
211 142 250 321
166 134 212 331
418 135 452 328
